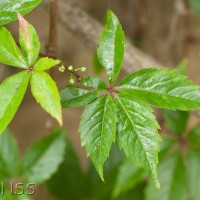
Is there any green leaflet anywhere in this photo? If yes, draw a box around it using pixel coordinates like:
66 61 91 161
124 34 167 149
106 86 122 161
0 26 27 68
188 124 200 150
30 71 62 125
113 159 145 197
115 94 161 188
119 68 200 110
162 109 189 135
0 0 41 25
97 9 124 84
79 94 117 180
0 71 30 134
187 150 200 200
61 87 98 108
0 129 19 179
20 129 66 184
145 152 187 200
18 14 40 66
34 57 61 71
81 76 107 90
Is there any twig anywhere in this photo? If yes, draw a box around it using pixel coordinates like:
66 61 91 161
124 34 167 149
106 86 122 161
46 0 58 79
45 0 58 128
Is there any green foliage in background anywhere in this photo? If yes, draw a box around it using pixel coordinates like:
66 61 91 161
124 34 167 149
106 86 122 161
0 129 66 199
190 0 200 18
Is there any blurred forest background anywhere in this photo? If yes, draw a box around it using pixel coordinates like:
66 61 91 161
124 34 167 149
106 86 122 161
1 0 200 199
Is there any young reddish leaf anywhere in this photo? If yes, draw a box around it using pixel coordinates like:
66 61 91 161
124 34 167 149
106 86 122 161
18 13 40 66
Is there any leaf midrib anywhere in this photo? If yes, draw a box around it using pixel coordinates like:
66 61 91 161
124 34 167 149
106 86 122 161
116 96 155 177
98 95 109 163
0 71 29 120
119 87 200 104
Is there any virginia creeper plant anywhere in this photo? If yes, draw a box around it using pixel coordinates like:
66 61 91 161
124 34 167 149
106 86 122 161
0 1 200 197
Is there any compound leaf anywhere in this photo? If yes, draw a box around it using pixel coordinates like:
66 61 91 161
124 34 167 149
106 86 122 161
145 152 187 200
119 68 200 110
0 0 41 25
79 94 117 180
61 87 98 108
97 9 124 84
20 129 66 184
18 14 40 66
30 71 62 125
0 71 30 134
34 57 61 71
115 94 161 188
0 26 27 68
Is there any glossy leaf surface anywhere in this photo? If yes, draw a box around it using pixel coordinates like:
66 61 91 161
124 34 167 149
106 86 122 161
115 94 161 188
79 95 117 180
97 9 124 84
119 68 200 110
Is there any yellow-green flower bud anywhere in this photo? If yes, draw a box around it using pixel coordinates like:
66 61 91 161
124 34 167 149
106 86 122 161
59 65 65 72
69 78 75 84
68 65 74 71
80 67 86 72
